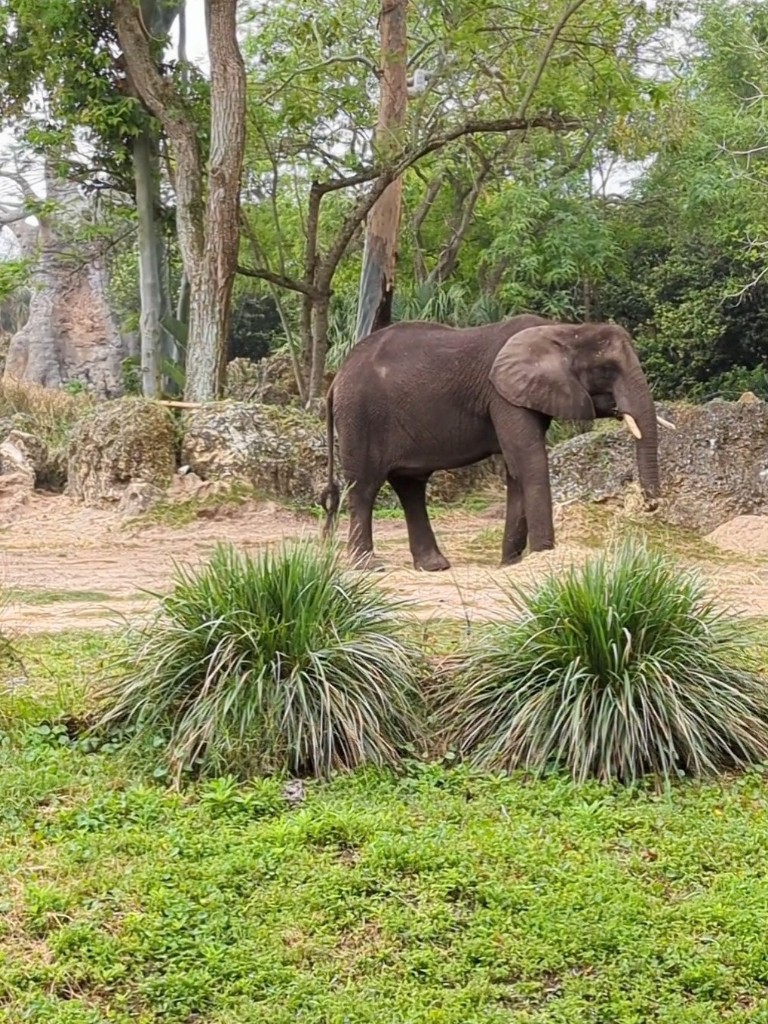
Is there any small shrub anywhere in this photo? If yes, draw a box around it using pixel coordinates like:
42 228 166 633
442 542 768 784
93 541 424 781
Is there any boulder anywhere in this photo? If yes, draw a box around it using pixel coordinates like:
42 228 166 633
0 432 36 517
182 403 332 508
67 397 177 506
549 399 768 533
182 402 504 509
0 381 90 490
2 429 58 487
0 436 36 490
117 481 165 519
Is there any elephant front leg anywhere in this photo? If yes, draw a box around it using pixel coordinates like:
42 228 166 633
501 472 528 565
347 479 385 570
493 403 555 554
388 474 450 571
523 467 556 553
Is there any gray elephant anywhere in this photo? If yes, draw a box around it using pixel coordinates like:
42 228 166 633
320 314 671 571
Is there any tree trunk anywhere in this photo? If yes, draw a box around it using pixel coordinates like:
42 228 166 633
114 0 245 403
308 296 330 401
133 129 171 398
183 0 246 401
354 0 408 343
582 277 592 321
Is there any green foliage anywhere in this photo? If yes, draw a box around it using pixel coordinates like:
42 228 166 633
120 355 141 396
442 543 768 784
0 257 31 304
93 542 425 781
0 0 145 189
227 293 283 362
327 281 513 367
10 630 768 1022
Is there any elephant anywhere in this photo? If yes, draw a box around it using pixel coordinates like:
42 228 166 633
320 314 672 571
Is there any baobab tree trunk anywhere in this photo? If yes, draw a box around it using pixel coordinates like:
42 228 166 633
354 0 408 342
3 163 127 395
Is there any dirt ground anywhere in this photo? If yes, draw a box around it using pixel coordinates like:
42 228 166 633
3 491 768 634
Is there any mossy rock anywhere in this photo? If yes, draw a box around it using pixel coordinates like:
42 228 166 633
182 402 506 511
67 398 177 506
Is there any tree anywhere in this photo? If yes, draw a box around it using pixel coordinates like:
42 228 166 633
355 0 408 341
591 0 768 398
237 0 671 402
114 0 247 401
130 0 183 399
0 0 183 398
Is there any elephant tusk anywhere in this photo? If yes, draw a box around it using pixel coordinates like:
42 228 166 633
656 415 676 430
622 413 642 440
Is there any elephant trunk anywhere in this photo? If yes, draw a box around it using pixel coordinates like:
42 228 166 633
614 366 660 503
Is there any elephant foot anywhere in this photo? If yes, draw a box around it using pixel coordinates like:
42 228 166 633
348 550 386 573
413 551 451 572
527 539 555 554
500 552 524 567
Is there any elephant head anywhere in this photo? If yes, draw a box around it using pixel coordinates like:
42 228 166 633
489 322 671 503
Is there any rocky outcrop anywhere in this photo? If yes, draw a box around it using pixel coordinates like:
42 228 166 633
0 432 37 516
182 402 503 509
549 398 768 533
0 435 36 490
67 397 176 506
0 378 89 489
182 403 336 508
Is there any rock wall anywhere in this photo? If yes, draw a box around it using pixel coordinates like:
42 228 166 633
549 397 768 533
6 386 767 536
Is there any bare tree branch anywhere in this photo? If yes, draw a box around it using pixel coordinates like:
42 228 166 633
515 0 592 119
236 262 322 300
316 112 581 195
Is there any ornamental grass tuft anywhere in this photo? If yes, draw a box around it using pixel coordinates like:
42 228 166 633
94 541 424 780
442 542 768 784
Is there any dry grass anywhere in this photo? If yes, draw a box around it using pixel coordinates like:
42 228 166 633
0 377 92 432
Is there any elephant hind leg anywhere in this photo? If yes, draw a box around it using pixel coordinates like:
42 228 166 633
388 473 450 572
346 477 385 570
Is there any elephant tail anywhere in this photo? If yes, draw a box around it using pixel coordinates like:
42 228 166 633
319 384 340 538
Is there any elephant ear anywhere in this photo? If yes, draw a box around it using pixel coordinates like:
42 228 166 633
489 327 595 420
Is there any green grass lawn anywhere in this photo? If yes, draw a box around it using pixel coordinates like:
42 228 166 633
3 634 768 1022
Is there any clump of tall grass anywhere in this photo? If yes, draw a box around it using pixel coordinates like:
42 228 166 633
94 541 424 781
0 379 92 484
442 542 768 784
